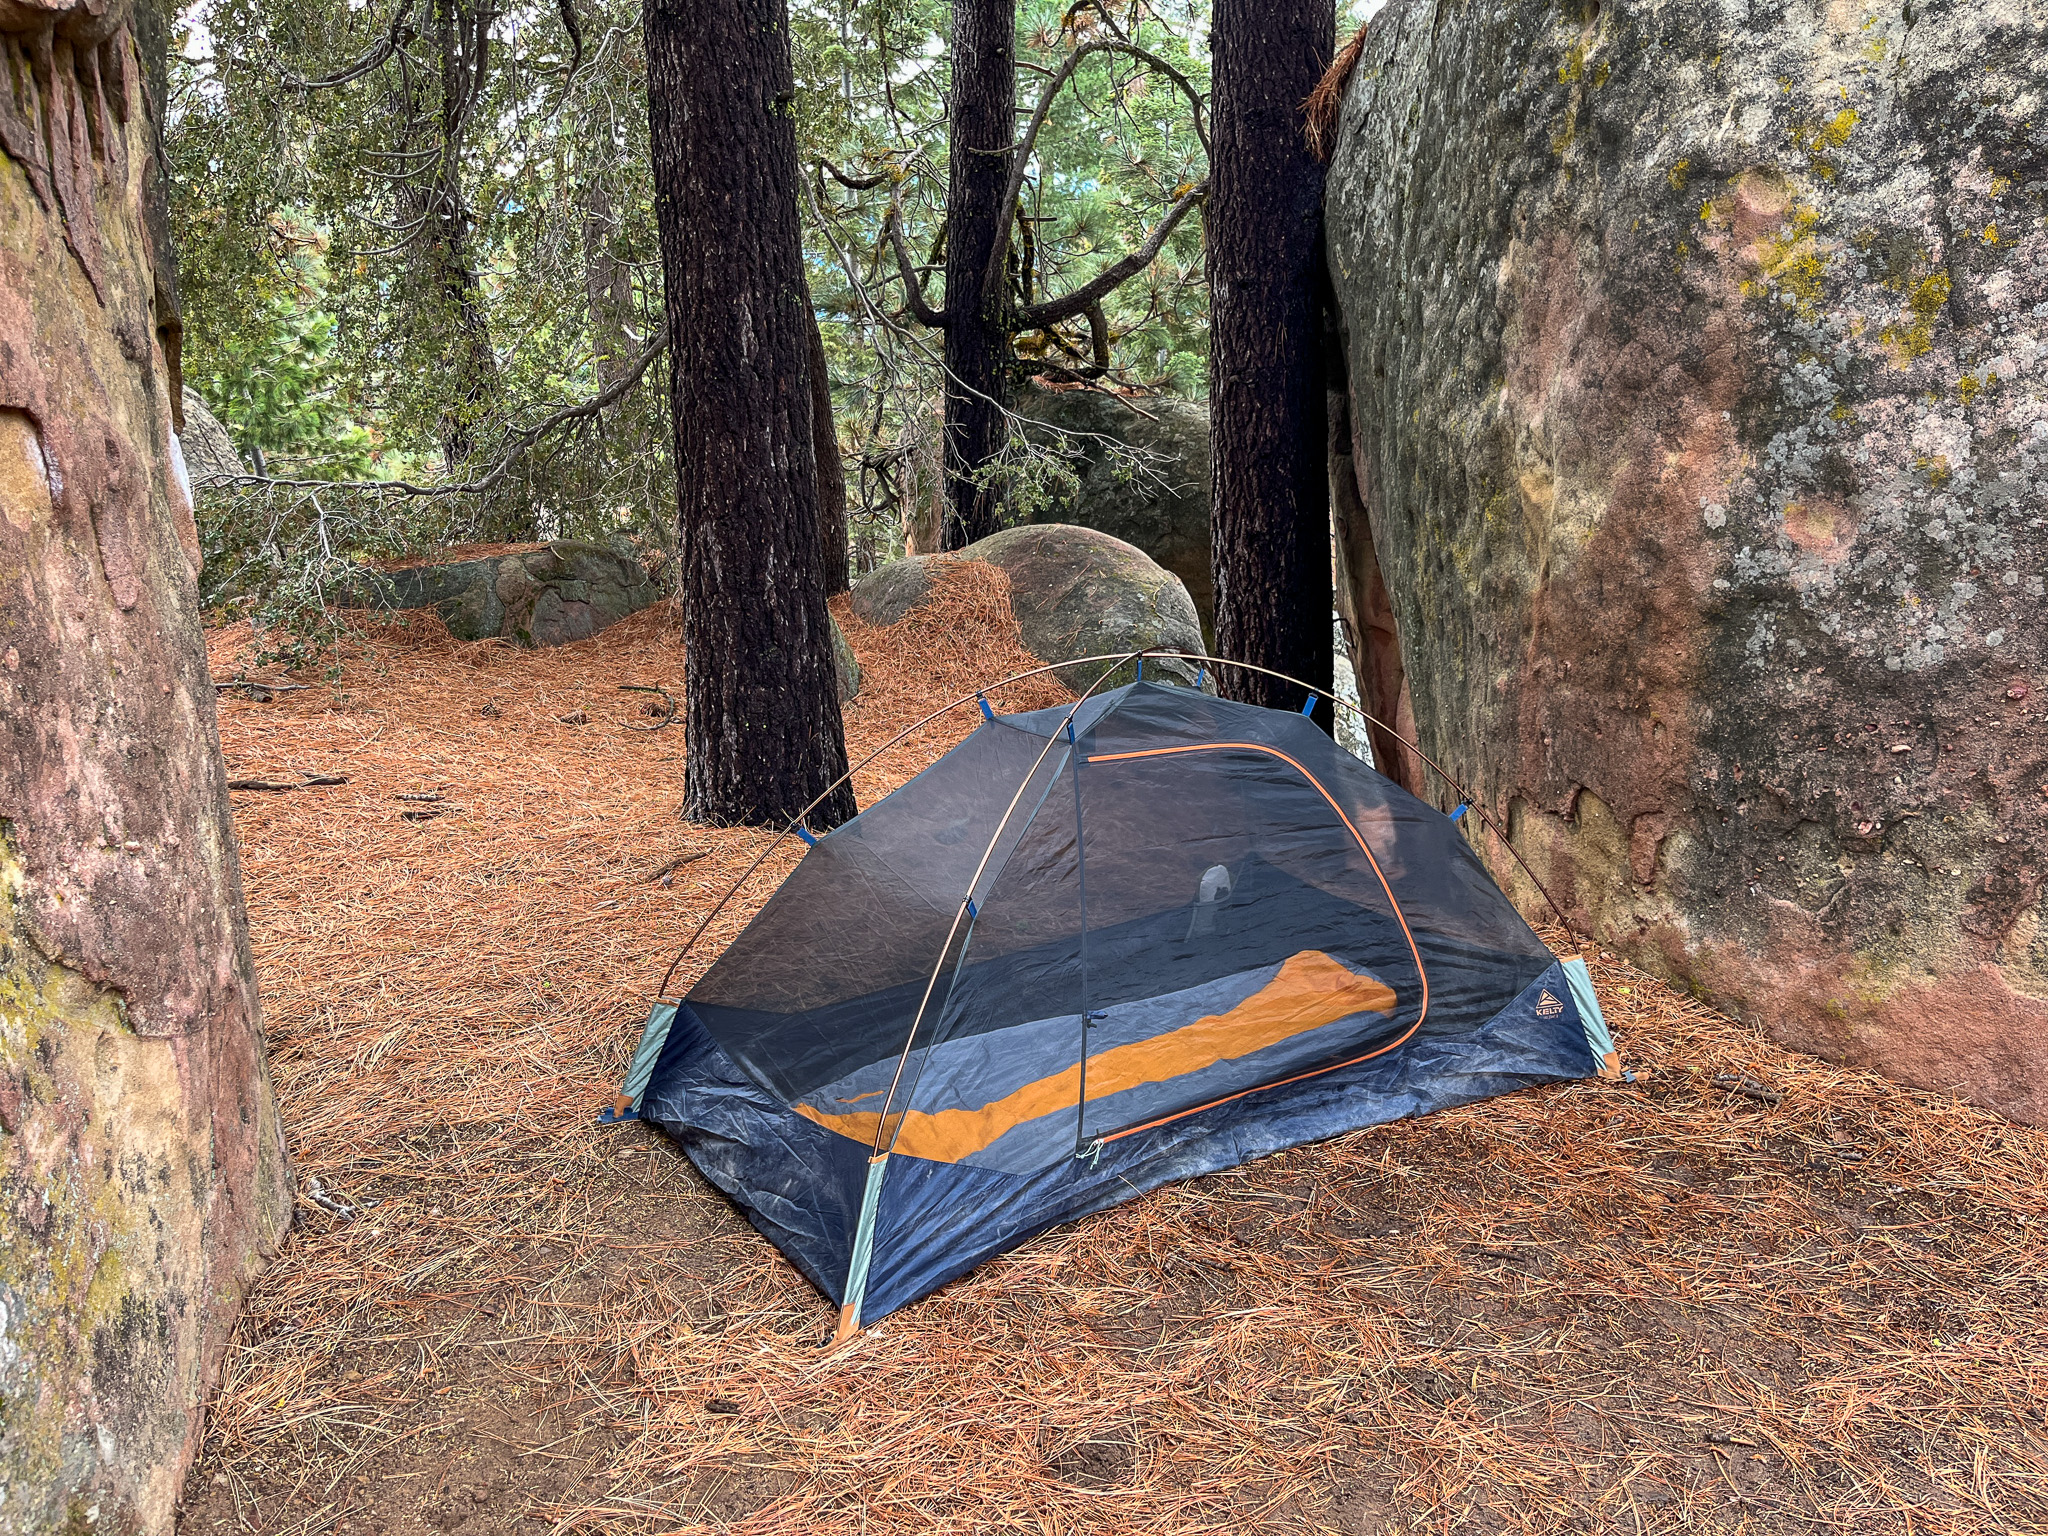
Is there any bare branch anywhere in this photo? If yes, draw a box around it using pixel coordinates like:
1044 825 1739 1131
982 37 1210 304
198 332 668 499
276 1 413 91
885 191 948 328
557 0 584 81
819 158 891 192
1017 178 1206 330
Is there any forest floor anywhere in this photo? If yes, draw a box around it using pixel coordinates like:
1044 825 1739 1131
179 567 2047 1536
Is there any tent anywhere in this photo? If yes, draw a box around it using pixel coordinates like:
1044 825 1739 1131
610 678 1617 1339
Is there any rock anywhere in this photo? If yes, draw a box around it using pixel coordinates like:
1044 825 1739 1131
830 615 861 703
849 554 938 628
1325 1 2048 1121
1015 384 1214 629
346 540 663 646
177 387 246 480
850 525 1206 691
0 3 292 1527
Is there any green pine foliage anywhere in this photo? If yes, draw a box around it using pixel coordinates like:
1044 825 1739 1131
168 1 1328 620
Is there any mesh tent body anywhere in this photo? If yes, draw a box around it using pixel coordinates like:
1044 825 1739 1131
624 682 1614 1327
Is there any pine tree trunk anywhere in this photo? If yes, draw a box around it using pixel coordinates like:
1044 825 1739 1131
807 289 850 596
939 0 1014 550
425 0 499 473
0 1 291 1522
645 0 856 829
1209 0 1335 724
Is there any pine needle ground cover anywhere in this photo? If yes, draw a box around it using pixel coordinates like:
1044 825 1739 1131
181 566 2047 1535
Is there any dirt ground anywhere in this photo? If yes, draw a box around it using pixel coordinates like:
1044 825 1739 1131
179 573 2048 1535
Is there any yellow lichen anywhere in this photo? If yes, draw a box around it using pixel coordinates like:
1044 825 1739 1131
1668 158 1691 191
1792 108 1859 180
1879 270 1951 365
1957 371 1998 405
1982 223 2000 244
1744 201 1828 319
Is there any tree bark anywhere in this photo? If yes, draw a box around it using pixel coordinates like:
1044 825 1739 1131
0 1 291 1524
387 0 500 475
1209 0 1335 725
645 0 856 829
807 287 850 596
939 0 1015 549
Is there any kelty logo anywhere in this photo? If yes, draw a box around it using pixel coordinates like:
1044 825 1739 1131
1535 989 1564 1017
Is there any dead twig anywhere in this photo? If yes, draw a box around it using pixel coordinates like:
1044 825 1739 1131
1713 1072 1785 1104
618 684 676 733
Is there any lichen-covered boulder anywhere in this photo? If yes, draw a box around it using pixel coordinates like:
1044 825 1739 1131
347 540 663 646
1016 384 1214 628
0 2 292 1527
176 388 246 482
1325 0 2048 1120
851 525 1206 690
848 552 940 628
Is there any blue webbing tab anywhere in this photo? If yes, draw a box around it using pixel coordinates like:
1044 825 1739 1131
977 693 994 721
1136 657 1143 681
965 898 978 919
1195 664 1205 690
1449 803 1468 822
597 1104 641 1125
1301 694 1319 716
794 825 817 846
1064 719 1076 744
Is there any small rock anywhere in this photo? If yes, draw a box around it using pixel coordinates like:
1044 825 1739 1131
557 710 588 725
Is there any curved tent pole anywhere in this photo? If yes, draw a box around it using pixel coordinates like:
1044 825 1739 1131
650 645 1579 1003
650 649 1161 1001
1136 652 1581 944
831 652 1143 1346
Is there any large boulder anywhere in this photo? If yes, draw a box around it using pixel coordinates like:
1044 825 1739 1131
347 540 663 646
851 524 1206 690
177 387 246 481
1325 1 2048 1119
1015 384 1214 629
0 2 292 1527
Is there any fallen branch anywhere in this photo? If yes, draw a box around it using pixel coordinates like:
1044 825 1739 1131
1712 1072 1784 1105
227 773 352 792
648 849 710 884
301 1174 368 1221
619 683 676 733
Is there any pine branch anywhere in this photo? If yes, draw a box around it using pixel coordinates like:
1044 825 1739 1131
1016 178 1206 330
982 37 1210 305
196 332 667 499
885 191 948 328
